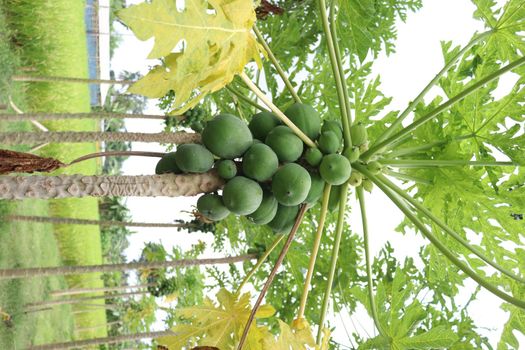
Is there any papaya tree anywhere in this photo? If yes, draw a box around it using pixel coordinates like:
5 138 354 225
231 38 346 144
3 0 525 349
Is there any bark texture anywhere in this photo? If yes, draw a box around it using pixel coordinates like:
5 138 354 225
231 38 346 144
0 131 201 144
0 254 256 279
5 215 192 229
27 331 172 350
0 172 223 200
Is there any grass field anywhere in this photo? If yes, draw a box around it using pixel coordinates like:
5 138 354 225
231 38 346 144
0 0 107 346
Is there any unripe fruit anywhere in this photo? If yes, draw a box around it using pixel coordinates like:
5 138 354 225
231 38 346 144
362 178 374 193
318 131 340 154
248 111 281 140
197 194 230 221
247 192 278 225
175 144 214 173
284 103 322 140
321 120 343 141
265 125 304 163
272 163 311 206
202 113 253 159
367 161 383 175
348 171 363 187
216 160 237 179
319 154 352 185
222 176 263 215
350 123 368 146
344 147 360 163
242 143 279 181
155 152 182 174
305 148 323 166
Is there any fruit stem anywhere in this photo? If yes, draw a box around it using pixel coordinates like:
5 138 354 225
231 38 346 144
317 182 349 343
381 159 519 168
329 1 353 130
317 0 352 149
297 184 332 319
357 164 525 309
361 55 525 161
356 186 387 337
225 85 269 112
235 234 286 294
253 26 302 104
237 204 308 350
239 72 316 148
375 173 525 284
371 30 492 146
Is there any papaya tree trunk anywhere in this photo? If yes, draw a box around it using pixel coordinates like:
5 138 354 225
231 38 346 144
0 112 169 121
25 291 148 310
4 215 193 229
0 254 256 279
51 283 155 297
27 330 172 350
12 74 134 85
0 172 223 200
0 131 200 145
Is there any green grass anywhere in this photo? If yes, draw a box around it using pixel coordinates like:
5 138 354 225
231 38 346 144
0 0 108 345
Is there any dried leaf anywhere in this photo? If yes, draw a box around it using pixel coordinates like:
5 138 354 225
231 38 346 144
0 149 65 174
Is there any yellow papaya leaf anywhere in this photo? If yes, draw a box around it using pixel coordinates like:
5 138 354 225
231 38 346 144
263 319 316 350
118 0 262 113
157 288 274 350
163 292 179 304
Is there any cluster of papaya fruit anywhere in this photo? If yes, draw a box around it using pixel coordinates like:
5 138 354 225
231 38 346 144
155 103 377 233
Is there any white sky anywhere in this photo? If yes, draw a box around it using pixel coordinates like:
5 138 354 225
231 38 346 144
111 0 523 347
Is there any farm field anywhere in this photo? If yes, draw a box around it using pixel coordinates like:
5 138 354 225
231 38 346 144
0 0 106 347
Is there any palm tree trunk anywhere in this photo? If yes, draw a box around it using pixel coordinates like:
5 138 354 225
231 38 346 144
0 172 223 200
25 291 147 310
3 215 195 229
51 283 154 297
12 74 133 85
0 112 170 121
0 254 256 279
0 131 200 144
27 330 172 350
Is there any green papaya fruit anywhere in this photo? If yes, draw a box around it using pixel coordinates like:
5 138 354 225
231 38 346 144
175 144 214 173
222 176 263 215
155 152 181 174
305 172 325 204
321 120 343 141
216 160 237 179
367 161 383 175
271 163 311 206
319 154 352 185
265 125 304 163
267 204 300 233
242 143 279 181
202 113 253 159
344 147 360 163
197 194 230 221
328 185 342 211
362 178 374 193
350 123 368 146
348 171 363 187
318 131 341 154
247 192 278 225
284 103 321 140
305 147 323 166
248 111 281 140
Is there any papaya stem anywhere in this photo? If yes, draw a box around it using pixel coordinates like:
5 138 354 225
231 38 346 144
317 0 352 149
356 186 387 337
317 182 349 343
362 55 525 161
237 204 308 350
239 72 316 148
386 134 476 158
375 172 525 284
225 85 269 112
253 26 302 104
357 165 525 309
236 234 285 294
297 183 332 319
329 1 353 130
371 30 492 146
382 169 433 185
381 159 519 168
